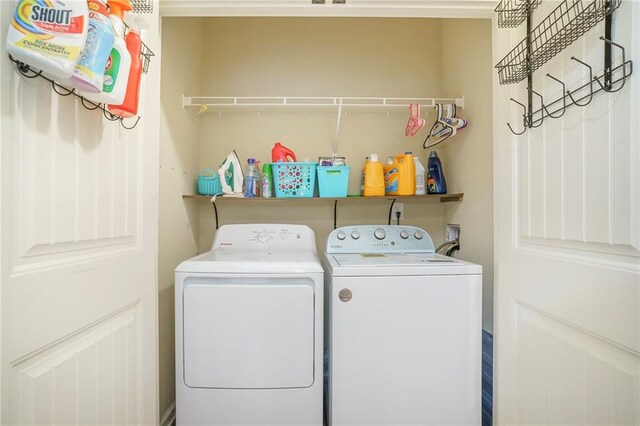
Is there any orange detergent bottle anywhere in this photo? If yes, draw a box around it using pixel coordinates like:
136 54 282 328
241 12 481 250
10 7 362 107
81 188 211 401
364 154 385 196
395 151 415 195
109 8 143 118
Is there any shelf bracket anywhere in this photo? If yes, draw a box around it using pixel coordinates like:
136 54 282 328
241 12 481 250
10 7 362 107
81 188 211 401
604 2 613 90
333 98 343 156
211 199 219 230
333 200 338 230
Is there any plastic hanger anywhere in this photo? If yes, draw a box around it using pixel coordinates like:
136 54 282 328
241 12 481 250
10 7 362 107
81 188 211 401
405 103 425 136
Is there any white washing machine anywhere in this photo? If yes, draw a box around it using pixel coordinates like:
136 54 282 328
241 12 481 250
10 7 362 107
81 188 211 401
175 224 324 426
323 225 482 426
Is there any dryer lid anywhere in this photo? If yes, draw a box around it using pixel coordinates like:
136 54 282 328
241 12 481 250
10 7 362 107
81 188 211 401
176 250 323 274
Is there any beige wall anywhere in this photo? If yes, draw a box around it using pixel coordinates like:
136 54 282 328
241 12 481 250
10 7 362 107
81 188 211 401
158 17 204 418
197 18 447 254
439 19 494 332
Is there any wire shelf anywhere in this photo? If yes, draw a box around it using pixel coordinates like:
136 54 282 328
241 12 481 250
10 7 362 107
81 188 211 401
122 22 155 74
131 0 153 14
141 42 155 74
494 0 542 28
495 0 621 85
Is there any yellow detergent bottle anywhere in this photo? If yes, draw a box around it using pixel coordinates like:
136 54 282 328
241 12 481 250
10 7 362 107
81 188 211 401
364 154 385 197
384 155 398 195
395 151 416 195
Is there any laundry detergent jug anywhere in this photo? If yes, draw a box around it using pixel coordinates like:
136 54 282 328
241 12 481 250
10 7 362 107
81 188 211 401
426 150 447 194
271 142 296 162
384 156 399 195
394 152 415 196
364 154 384 197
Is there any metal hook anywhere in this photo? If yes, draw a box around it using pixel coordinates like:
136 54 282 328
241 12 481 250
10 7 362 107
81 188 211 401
51 81 75 96
507 98 528 136
103 109 121 121
594 36 629 93
544 74 567 118
15 62 42 79
80 97 101 110
120 116 141 130
567 56 594 107
527 87 545 128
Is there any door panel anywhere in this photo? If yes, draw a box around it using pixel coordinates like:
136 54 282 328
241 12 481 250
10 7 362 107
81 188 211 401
183 281 314 389
329 274 482 425
493 2 640 424
0 1 161 424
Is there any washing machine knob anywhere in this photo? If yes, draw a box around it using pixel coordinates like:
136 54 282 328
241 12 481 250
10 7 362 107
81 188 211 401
400 230 410 239
414 231 424 240
374 228 386 240
257 231 270 242
337 231 347 240
351 231 360 240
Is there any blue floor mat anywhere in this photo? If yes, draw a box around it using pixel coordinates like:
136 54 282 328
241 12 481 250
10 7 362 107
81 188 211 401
482 330 493 426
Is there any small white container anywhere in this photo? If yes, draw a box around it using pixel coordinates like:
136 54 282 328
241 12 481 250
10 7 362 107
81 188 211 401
414 156 426 195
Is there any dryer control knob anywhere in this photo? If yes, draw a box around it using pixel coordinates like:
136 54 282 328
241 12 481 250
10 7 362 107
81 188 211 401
351 231 360 240
400 230 410 239
414 231 424 240
337 231 347 240
374 228 386 240
257 231 270 242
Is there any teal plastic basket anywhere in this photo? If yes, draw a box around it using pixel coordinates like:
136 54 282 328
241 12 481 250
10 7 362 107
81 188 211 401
197 170 222 196
273 162 317 198
317 166 350 197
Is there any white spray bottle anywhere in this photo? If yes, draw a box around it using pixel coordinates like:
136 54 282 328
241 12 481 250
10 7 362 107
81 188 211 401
79 0 131 105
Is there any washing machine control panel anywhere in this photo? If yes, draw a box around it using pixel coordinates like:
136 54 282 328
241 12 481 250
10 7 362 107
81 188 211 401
326 225 435 254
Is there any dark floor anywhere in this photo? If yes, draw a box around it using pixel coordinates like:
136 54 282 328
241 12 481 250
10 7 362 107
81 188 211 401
482 330 494 426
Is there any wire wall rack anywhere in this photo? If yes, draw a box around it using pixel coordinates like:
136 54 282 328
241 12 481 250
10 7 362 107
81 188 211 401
8 32 155 130
506 36 633 135
496 0 621 85
494 0 542 28
131 0 153 14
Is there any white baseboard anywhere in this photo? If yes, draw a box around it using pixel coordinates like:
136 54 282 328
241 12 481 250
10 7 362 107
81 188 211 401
160 401 176 426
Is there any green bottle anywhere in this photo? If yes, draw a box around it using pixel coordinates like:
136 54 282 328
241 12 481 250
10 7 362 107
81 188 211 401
262 163 273 198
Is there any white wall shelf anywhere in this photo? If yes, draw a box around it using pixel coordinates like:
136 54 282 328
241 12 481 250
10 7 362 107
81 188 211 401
182 96 464 116
183 193 464 203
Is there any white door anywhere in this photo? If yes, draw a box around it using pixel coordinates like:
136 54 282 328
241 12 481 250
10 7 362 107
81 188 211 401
493 2 640 424
0 2 161 424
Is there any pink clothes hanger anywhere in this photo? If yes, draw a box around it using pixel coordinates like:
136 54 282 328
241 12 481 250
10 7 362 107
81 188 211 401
405 103 426 136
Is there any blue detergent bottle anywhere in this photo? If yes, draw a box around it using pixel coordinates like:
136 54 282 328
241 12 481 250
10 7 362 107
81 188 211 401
426 150 447 194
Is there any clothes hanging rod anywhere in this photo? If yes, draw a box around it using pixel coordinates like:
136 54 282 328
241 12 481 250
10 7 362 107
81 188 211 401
183 95 465 111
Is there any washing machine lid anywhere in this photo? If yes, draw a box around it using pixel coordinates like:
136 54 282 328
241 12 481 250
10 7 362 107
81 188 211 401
176 250 323 274
325 252 481 276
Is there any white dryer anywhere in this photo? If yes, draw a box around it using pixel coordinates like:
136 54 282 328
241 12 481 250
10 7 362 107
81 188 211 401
323 225 482 426
176 224 323 426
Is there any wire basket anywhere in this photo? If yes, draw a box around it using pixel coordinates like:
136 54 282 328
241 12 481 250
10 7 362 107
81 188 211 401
494 0 543 28
495 0 621 85
273 162 317 198
131 0 153 14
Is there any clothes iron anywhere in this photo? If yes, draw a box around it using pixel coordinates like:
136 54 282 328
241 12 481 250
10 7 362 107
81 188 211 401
218 150 244 196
